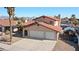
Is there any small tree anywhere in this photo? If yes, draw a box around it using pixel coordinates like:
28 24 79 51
17 20 23 31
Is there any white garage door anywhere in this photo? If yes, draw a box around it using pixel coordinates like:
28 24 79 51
45 32 56 39
29 31 44 39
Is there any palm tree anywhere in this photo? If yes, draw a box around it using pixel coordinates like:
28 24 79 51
12 7 15 20
71 14 76 18
58 14 61 19
70 14 79 26
70 14 76 21
4 7 15 43
70 14 76 24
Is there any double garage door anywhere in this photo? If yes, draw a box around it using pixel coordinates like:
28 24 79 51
29 31 56 40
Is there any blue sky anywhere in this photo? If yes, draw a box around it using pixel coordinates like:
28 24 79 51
0 7 79 18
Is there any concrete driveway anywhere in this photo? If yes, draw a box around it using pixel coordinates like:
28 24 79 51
53 40 75 51
0 38 57 51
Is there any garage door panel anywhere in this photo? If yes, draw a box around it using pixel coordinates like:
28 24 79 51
29 31 56 40
29 31 44 38
45 32 56 39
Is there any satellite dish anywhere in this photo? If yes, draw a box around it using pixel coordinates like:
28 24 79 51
25 20 27 22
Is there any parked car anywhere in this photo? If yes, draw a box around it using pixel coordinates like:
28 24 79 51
69 34 78 44
75 27 79 35
61 24 70 29
63 30 78 44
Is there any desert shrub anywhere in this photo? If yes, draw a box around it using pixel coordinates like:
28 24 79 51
5 30 10 35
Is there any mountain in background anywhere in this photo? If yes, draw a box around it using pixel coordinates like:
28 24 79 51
0 16 8 19
0 16 36 20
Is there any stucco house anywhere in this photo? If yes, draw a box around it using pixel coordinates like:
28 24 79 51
0 19 16 33
22 16 62 40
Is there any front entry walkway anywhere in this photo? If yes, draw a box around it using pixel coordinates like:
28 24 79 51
0 38 57 51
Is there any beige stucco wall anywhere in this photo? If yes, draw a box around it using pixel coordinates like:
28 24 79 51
54 21 59 26
35 17 55 25
25 24 54 32
23 24 58 40
36 17 60 26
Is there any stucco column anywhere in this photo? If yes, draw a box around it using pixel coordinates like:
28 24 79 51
2 26 4 32
28 30 30 37
57 32 59 40
2 26 5 35
22 28 25 37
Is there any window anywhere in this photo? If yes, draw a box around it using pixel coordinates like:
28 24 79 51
50 21 54 25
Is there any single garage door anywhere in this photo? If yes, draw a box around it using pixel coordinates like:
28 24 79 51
45 31 56 39
29 31 44 39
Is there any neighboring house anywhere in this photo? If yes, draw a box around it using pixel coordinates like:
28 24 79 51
22 16 62 40
0 20 16 32
61 18 71 29
61 17 71 24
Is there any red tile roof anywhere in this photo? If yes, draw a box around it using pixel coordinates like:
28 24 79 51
0 20 16 26
38 22 62 32
33 15 60 21
24 21 62 32
42 16 60 21
23 21 35 26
